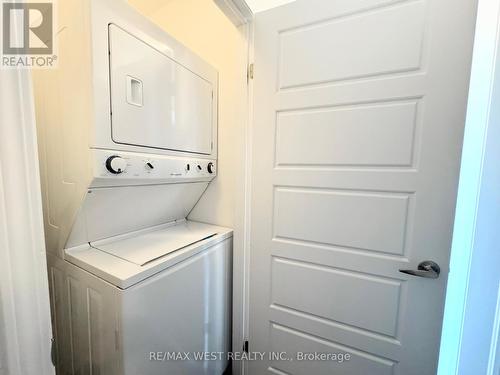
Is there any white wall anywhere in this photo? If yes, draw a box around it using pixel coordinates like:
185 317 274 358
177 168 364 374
129 0 248 229
130 0 297 15
245 0 296 13
455 0 500 370
438 0 500 373
128 1 250 373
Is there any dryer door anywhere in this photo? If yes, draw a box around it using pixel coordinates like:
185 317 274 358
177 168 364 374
108 24 214 155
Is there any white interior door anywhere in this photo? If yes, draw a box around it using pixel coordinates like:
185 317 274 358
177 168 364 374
248 0 478 374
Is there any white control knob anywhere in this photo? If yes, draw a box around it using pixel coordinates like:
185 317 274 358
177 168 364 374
105 155 127 174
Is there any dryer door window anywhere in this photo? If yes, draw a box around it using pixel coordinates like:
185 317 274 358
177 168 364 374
108 24 213 155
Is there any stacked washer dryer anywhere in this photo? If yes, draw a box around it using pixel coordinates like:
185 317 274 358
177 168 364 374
32 0 231 374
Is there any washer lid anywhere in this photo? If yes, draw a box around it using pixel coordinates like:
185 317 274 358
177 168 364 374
65 221 233 289
90 221 217 266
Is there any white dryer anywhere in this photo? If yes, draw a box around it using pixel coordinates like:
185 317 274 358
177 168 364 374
32 0 231 374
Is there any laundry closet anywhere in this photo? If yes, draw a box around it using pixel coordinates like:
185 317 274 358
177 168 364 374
31 0 478 374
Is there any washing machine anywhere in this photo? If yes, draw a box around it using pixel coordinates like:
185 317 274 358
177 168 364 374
32 0 231 373
49 220 232 374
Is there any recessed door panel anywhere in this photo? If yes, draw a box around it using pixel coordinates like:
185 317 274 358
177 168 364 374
108 24 213 155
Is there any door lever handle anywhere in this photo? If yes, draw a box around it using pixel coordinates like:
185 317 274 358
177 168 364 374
399 260 440 279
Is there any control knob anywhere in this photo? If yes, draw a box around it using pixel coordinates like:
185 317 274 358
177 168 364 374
207 162 215 174
105 155 127 174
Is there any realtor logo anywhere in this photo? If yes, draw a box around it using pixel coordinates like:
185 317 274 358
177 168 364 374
2 1 57 68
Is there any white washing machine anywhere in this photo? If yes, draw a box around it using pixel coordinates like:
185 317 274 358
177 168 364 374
50 220 232 375
32 0 231 373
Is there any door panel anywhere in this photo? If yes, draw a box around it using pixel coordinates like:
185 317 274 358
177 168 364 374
249 0 478 374
275 100 419 167
274 188 410 255
270 324 396 375
278 0 426 89
271 257 402 337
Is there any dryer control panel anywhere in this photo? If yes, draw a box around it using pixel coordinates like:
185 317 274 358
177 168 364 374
90 149 216 187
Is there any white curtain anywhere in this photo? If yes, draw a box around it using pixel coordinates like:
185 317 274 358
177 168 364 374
0 69 54 375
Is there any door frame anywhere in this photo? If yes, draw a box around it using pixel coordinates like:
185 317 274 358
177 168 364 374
213 2 254 375
438 0 500 373
213 0 253 26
